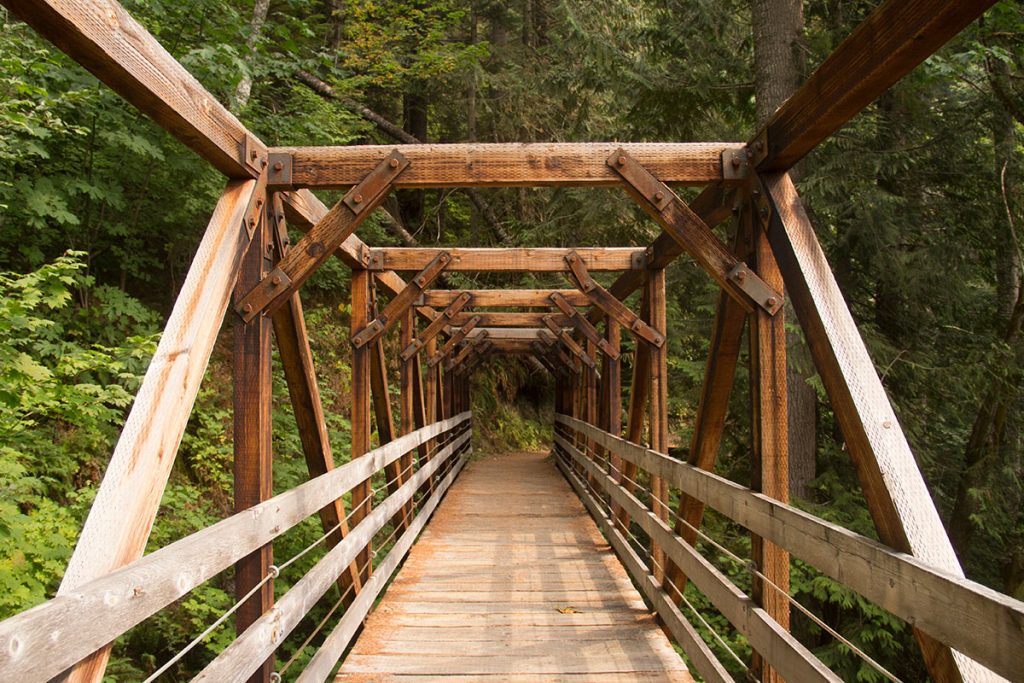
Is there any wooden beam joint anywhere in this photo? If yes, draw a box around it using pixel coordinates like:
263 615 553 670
352 251 450 348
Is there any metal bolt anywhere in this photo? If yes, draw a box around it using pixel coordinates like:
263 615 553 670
731 156 741 168
271 275 282 286
242 303 253 313
617 156 626 166
248 217 256 228
883 420 893 429
654 191 665 201
353 194 363 203
389 158 400 169
767 296 778 307
250 149 258 160
261 158 268 168
273 161 283 171
735 269 747 281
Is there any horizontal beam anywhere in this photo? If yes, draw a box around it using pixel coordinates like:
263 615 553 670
268 142 741 189
420 289 591 308
466 327 549 341
755 0 997 172
559 415 1024 681
1 0 266 178
449 312 569 328
372 248 643 272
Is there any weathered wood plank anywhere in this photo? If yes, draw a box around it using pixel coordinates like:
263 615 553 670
193 431 472 683
449 311 569 328
350 269 373 584
558 415 1024 681
50 180 257 681
421 289 591 308
762 173 996 682
756 0 998 172
0 416 468 682
269 142 740 188
297 453 469 683
556 434 839 683
373 247 643 272
0 0 266 178
233 207 275 683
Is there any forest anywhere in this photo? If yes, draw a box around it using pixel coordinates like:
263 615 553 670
0 0 1022 681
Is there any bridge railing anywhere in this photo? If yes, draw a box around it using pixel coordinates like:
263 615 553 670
0 412 472 683
554 413 1024 683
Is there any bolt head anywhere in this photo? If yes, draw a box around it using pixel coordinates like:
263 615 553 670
654 191 665 201
617 156 626 166
731 157 741 168
248 217 256 227
273 161 284 171
353 194 363 203
271 275 282 286
767 297 778 307
736 269 747 281
250 149 258 160
389 158 400 168
242 303 253 313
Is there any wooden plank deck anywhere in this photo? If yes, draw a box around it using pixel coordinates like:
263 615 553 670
335 451 693 682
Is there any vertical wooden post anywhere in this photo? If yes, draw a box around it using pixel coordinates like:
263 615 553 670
614 279 651 533
748 200 791 683
424 336 440 489
233 212 274 683
351 269 373 583
400 308 418 512
647 268 670 583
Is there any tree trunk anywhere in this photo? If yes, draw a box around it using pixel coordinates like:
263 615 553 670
752 0 815 499
233 0 271 112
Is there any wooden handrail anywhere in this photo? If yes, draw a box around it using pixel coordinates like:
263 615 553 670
556 414 1024 681
0 413 470 682
554 432 839 683
194 428 472 682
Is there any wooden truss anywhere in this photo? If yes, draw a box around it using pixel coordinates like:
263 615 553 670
0 1 1014 683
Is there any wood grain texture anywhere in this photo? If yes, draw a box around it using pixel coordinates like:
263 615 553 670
194 431 472 683
334 451 693 682
374 247 643 272
272 292 362 597
48 180 255 683
421 289 591 307
271 142 739 188
756 0 998 172
746 208 790 683
0 0 266 178
350 269 373 584
233 209 275 683
762 173 998 682
558 415 1024 682
556 433 839 683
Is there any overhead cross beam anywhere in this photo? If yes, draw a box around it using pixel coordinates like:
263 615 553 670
371 247 645 272
267 142 741 189
400 292 472 361
542 315 597 370
421 289 590 308
549 293 618 359
446 330 489 373
563 253 664 348
428 316 482 368
351 251 451 348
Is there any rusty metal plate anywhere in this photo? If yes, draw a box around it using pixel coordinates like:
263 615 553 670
236 266 292 323
267 152 293 188
606 148 674 212
728 262 783 315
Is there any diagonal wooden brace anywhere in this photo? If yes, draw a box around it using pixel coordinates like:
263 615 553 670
563 252 664 348
352 251 451 348
455 340 493 377
237 150 409 322
400 292 472 361
542 315 596 370
606 148 781 316
549 291 621 358
531 341 572 378
428 316 481 368
446 330 489 373
539 330 579 373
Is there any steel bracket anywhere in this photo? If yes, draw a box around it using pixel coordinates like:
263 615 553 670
607 148 675 212
728 263 782 315
240 133 266 175
267 152 293 188
238 266 293 320
722 148 749 182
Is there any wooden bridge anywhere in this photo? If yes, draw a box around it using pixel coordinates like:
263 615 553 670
0 1 1022 682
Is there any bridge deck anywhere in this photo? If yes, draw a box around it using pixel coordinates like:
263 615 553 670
335 451 693 682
